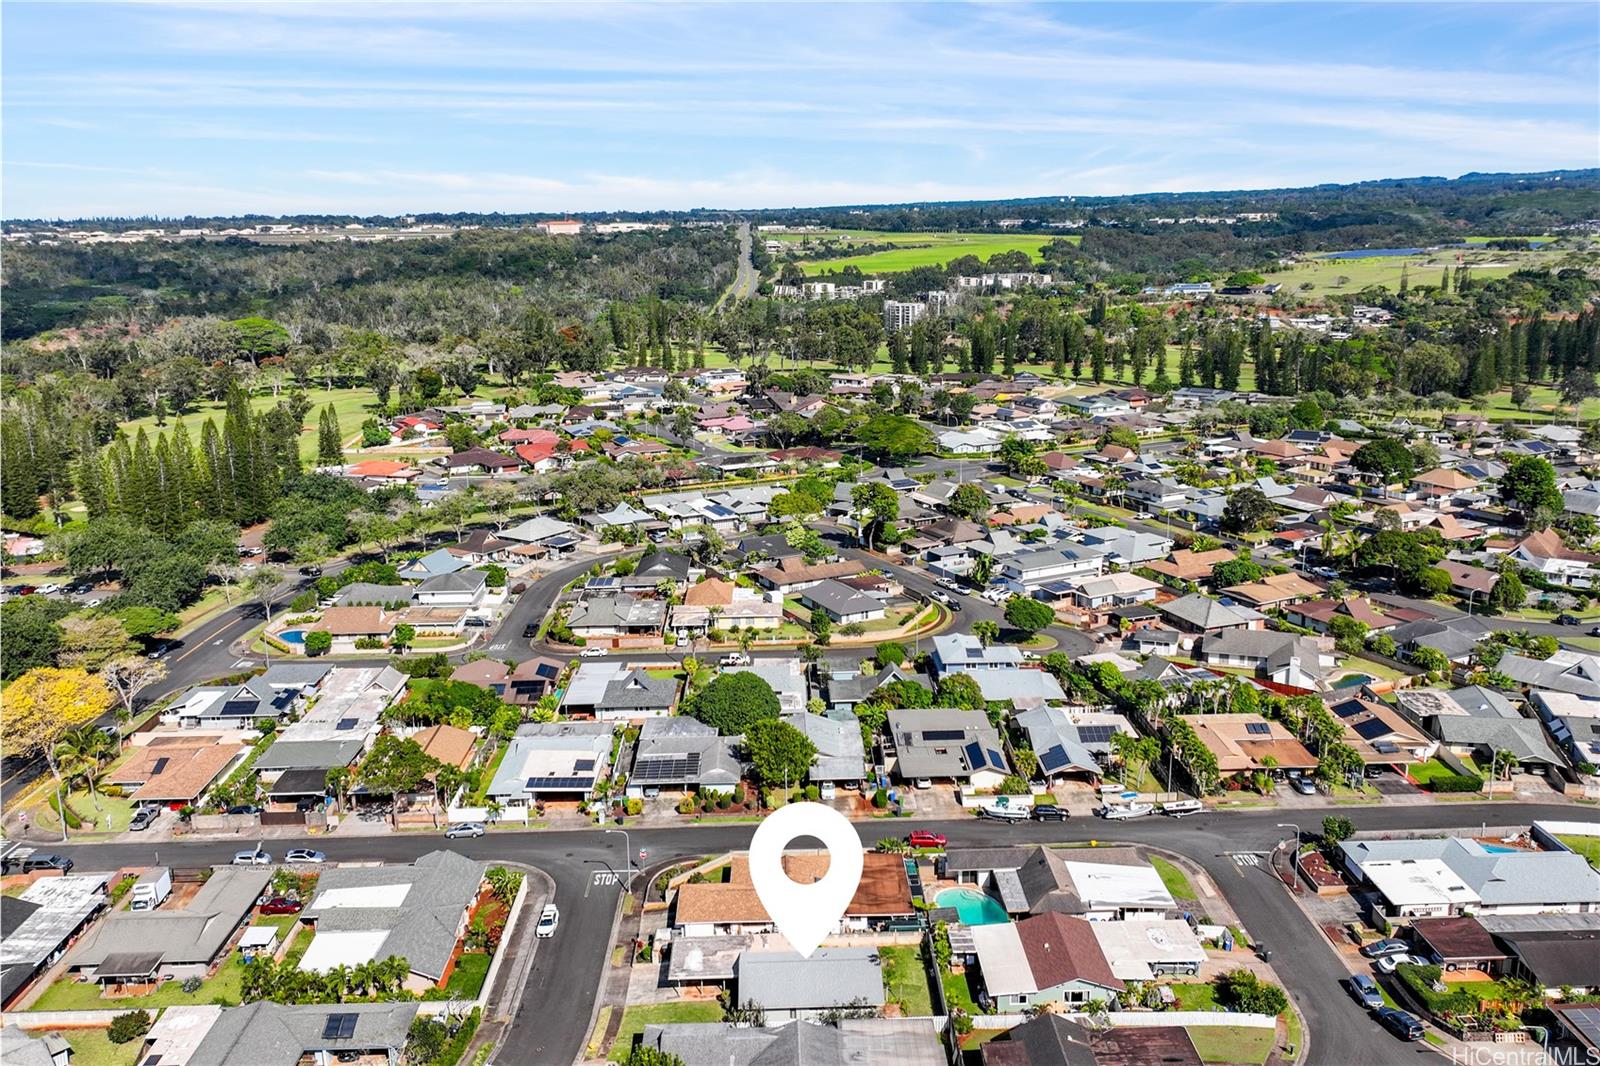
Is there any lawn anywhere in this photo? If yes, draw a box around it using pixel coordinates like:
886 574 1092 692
879 945 934 1016
1186 1025 1276 1065
35 791 138 835
1264 247 1557 298
797 231 1058 276
1150 856 1198 901
62 1030 140 1066
1557 834 1600 868
446 952 491 998
31 954 246 1011
606 1002 723 1061
942 966 984 1015
1409 757 1482 788
1170 982 1219 1011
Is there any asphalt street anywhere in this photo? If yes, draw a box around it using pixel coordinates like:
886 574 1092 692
34 801 1589 1066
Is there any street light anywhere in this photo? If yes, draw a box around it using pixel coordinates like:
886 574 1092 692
604 828 634 890
1276 822 1301 880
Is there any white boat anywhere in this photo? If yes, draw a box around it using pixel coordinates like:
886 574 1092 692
1160 799 1204 818
1101 802 1155 820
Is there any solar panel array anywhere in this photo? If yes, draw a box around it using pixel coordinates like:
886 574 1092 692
574 758 596 771
526 776 596 790
1038 744 1071 772
923 729 967 742
963 740 1007 772
1245 722 1272 735
1077 725 1116 745
335 718 359 731
151 757 170 775
322 1013 357 1040
1372 741 1400 755
631 752 703 782
1353 718 1394 741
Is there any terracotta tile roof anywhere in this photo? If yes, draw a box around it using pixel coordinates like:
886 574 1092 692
122 741 244 803
346 460 418 479
684 578 736 607
1145 548 1237 582
674 853 913 925
1414 467 1478 490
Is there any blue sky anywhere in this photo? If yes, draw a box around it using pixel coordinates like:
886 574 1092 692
3 2 1596 219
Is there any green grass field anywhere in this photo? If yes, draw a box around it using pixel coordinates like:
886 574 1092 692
445 952 491 998
1150 856 1198 901
31 954 246 1010
62 1030 140 1066
879 944 934 1016
793 230 1065 276
1265 247 1559 297
1557 834 1600 868
1463 235 1556 244
1188 1025 1276 1065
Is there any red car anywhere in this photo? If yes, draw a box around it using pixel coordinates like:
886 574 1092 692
258 897 303 915
908 831 947 848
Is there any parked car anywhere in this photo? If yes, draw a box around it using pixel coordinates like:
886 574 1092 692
907 830 947 848
718 652 750 667
285 849 326 864
912 778 934 790
523 622 539 639
259 897 304 915
579 647 607 658
6 853 74 874
1289 775 1317 796
536 904 560 938
128 806 160 832
1346 974 1384 1010
146 640 175 660
1030 804 1069 821
227 804 263 816
464 616 490 628
929 590 953 606
298 565 322 577
232 848 272 866
1359 938 1411 959
947 600 963 613
1588 626 1600 638
1374 1007 1425 1042
1375 953 1427 975
1556 613 1581 626
445 822 486 839
1312 566 1340 579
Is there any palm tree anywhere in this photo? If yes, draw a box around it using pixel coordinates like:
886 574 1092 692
55 726 114 816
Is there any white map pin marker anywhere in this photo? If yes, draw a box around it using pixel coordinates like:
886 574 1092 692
748 801 864 959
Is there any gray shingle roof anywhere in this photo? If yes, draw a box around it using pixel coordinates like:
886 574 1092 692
305 850 485 981
641 1019 946 1066
735 948 885 1012
186 1002 419 1066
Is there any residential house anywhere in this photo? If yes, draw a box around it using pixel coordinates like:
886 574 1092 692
182 1003 419 1066
1283 596 1426 635
727 660 809 715
636 1019 945 1066
1530 690 1600 769
797 579 885 624
398 547 468 581
414 569 488 610
1511 529 1600 588
444 530 516 565
938 429 1003 455
626 717 744 797
1187 713 1319 782
255 665 406 778
783 709 866 788
1077 528 1173 566
1483 915 1600 995
1014 706 1131 781
931 633 1026 674
1413 467 1479 501
673 852 915 937
103 739 245 807
997 547 1105 594
970 912 1124 1012
1090 919 1207 981
1396 685 1565 774
64 867 272 985
1144 547 1238 587
1388 616 1495 666
313 606 396 653
733 949 885 1021
298 850 487 991
566 594 665 640
981 1015 1201 1066
485 721 613 807
1338 837 1600 918
753 555 867 594
560 663 677 721
438 447 520 476
885 708 1010 788
1409 916 1508 976
1436 561 1501 604
1498 650 1600 697
1156 594 1264 649
343 459 421 485
1193 630 1336 689
1072 572 1160 614
0 876 108 1008
449 655 563 705
1220 571 1323 610
1325 694 1437 769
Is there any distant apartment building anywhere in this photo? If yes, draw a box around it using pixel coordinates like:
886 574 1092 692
883 300 928 332
535 219 583 236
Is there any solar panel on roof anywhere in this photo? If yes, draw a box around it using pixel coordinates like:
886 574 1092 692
1077 725 1116 745
322 1013 357 1040
1373 741 1400 755
987 748 1005 769
1245 722 1272 735
151 757 170 775
923 729 967 742
574 758 596 771
963 740 986 769
336 718 358 731
1038 745 1070 772
527 776 595 790
1353 718 1393 741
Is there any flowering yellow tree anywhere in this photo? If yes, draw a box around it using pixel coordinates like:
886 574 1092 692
1 667 115 840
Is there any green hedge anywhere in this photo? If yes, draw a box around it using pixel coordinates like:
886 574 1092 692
1428 773 1485 793
49 791 83 829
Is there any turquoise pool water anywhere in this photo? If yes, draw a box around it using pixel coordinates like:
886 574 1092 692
935 888 1009 925
280 630 306 644
1333 673 1374 689
1479 843 1520 854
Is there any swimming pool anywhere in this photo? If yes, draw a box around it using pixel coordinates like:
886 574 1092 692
935 888 1010 925
1333 673 1375 689
279 630 306 645
1478 843 1521 854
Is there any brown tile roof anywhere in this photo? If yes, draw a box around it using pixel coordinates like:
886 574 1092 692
120 741 244 803
1222 571 1322 606
684 578 736 607
317 606 393 637
451 659 510 686
1146 548 1236 582
410 724 477 769
1016 912 1125 992
755 558 866 586
1410 916 1506 962
1188 713 1318 772
1517 528 1600 565
1414 467 1478 490
674 852 913 925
